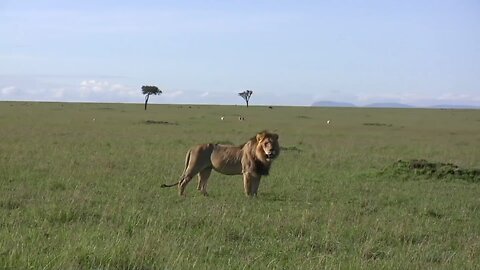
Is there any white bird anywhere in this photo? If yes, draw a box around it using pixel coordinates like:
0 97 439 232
220 116 224 120
326 120 330 124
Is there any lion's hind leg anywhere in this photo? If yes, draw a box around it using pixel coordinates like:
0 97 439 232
197 167 212 196
179 164 210 196
178 174 193 196
178 144 214 196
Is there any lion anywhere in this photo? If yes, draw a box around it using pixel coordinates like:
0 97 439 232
161 131 280 196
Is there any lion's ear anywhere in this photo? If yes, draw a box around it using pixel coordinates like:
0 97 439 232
256 132 266 142
272 133 279 141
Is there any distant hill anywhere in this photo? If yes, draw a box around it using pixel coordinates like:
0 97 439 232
311 101 356 107
365 102 414 108
430 104 480 109
311 101 479 109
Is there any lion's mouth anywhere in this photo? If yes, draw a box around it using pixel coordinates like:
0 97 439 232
266 153 276 159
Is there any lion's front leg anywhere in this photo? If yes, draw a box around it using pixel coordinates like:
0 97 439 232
243 172 260 197
251 177 261 196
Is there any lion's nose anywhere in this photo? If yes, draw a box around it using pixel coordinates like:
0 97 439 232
266 151 275 158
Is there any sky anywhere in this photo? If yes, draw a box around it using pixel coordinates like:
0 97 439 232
1 0 479 106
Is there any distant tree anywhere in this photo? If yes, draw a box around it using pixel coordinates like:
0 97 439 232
238 90 253 107
141 85 162 110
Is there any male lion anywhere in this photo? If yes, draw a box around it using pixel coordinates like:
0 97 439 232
161 131 280 196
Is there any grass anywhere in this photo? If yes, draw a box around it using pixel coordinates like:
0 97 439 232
0 101 479 269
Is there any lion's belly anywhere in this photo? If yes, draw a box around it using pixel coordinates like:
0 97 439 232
211 145 243 175
212 160 242 175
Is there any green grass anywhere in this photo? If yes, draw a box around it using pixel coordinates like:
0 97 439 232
1 101 479 269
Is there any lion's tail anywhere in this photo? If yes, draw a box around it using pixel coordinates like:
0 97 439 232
160 149 191 189
160 182 178 188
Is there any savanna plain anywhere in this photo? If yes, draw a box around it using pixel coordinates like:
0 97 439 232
1 101 479 269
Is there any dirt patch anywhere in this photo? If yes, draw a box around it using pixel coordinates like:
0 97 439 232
280 146 302 152
363 122 393 127
386 159 480 183
144 120 178 125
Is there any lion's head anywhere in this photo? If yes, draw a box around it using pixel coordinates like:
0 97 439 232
255 131 280 162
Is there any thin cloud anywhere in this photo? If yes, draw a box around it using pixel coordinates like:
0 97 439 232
78 80 138 101
1 86 17 95
0 76 141 103
163 90 183 98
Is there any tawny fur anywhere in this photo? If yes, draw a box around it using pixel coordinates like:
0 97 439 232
161 131 280 196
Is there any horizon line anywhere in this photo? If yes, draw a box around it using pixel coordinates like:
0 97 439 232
1 100 479 110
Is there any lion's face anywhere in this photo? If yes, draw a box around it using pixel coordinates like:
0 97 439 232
256 132 280 161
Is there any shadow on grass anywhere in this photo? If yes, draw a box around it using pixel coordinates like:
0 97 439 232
363 122 393 127
144 120 178 125
261 192 289 202
0 199 22 210
280 146 302 152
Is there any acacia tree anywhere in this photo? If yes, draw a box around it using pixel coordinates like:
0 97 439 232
238 90 253 107
141 85 162 110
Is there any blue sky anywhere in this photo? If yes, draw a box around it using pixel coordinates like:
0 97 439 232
1 0 479 106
